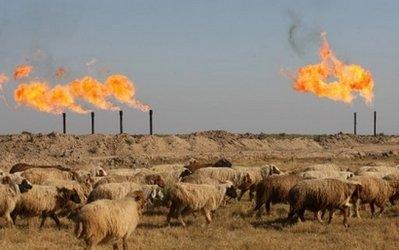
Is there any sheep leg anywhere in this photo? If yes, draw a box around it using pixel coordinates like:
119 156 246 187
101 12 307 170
249 185 256 201
50 213 62 230
316 211 324 224
113 243 119 250
122 236 128 250
166 202 177 225
265 201 271 216
341 207 349 227
40 212 48 228
176 206 186 227
299 209 305 222
370 203 376 218
377 204 385 217
354 199 361 218
238 189 247 201
328 209 334 224
4 213 14 227
204 209 212 224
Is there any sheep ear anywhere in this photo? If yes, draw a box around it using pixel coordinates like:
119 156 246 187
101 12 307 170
2 176 11 184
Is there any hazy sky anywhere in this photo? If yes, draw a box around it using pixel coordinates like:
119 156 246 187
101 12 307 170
0 0 397 135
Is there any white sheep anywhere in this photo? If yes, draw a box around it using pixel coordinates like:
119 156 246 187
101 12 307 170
166 181 238 226
299 170 354 181
74 191 146 250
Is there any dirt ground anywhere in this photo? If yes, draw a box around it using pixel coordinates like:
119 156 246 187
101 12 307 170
0 131 399 249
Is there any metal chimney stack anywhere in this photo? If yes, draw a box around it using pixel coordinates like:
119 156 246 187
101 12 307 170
62 113 66 134
119 110 123 134
91 112 95 134
149 109 153 135
353 112 357 135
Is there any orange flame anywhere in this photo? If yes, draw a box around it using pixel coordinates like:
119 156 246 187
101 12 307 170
106 75 150 112
14 82 88 114
68 76 118 111
13 64 33 80
292 32 374 104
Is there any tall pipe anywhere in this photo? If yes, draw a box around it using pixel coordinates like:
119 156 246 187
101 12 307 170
62 113 66 134
353 112 357 135
91 112 95 134
119 110 123 134
149 109 153 135
374 111 377 136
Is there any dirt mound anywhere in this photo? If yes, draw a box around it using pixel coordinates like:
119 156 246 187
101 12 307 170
0 131 397 172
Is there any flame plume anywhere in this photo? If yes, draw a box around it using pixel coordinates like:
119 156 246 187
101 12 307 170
292 32 374 104
105 75 150 112
14 82 88 114
13 64 33 80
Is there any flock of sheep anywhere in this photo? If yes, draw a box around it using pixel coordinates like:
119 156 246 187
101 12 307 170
1 160 399 249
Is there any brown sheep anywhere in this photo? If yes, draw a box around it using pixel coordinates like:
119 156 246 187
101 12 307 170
94 173 165 189
20 168 79 184
349 175 399 218
0 176 32 226
166 182 237 227
74 191 146 250
184 158 232 173
10 163 70 174
288 179 362 227
253 174 304 217
11 185 81 229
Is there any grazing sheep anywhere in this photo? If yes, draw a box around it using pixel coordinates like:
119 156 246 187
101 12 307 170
94 173 165 188
0 176 32 226
74 191 146 250
355 166 399 178
303 163 344 172
166 182 237 226
298 170 354 181
287 178 361 227
253 174 304 217
349 175 399 218
183 167 254 192
43 179 93 202
20 168 79 184
73 165 108 179
87 182 162 203
11 185 81 229
232 165 281 200
184 158 232 173
9 163 70 174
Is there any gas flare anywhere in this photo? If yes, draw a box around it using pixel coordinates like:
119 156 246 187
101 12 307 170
292 32 374 104
13 64 33 80
68 76 118 111
106 75 150 112
14 82 88 114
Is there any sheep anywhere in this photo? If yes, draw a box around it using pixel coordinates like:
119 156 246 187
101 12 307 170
74 191 146 250
287 178 362 227
9 163 71 174
73 165 107 178
87 182 162 203
166 182 237 227
43 179 93 202
0 176 32 226
181 167 254 193
11 185 81 229
252 174 305 217
94 173 165 188
149 165 192 184
232 165 281 200
349 175 399 218
298 170 354 181
303 163 344 172
20 168 79 184
184 158 232 173
355 165 399 178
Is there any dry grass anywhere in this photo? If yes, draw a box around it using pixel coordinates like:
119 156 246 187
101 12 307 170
2 158 399 249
